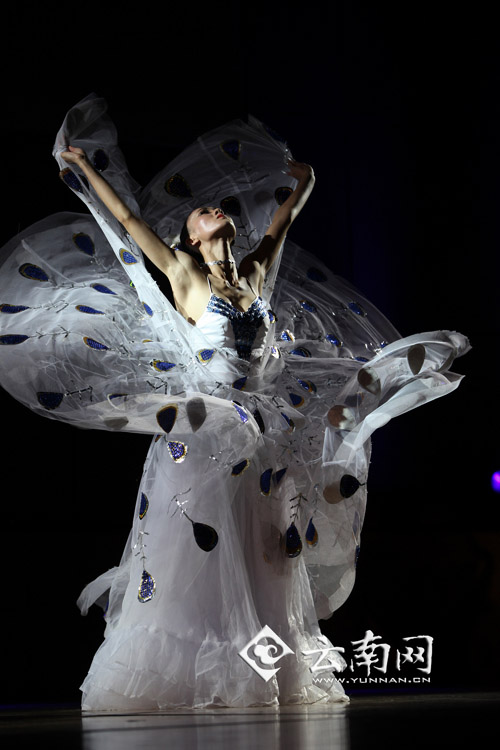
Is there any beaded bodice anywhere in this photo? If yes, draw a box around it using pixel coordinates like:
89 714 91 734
196 282 270 362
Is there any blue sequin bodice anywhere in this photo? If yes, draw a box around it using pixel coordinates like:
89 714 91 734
197 293 270 361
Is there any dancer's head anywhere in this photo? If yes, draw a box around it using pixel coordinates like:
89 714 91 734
179 207 235 258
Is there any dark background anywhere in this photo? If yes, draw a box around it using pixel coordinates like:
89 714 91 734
1 3 495 703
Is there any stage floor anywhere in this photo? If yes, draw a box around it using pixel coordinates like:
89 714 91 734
1 692 498 749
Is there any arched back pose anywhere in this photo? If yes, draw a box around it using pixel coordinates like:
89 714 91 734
61 145 315 327
0 95 469 710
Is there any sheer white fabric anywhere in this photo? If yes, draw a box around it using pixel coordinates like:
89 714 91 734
0 95 470 709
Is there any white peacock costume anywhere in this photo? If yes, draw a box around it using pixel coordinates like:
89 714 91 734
0 95 469 708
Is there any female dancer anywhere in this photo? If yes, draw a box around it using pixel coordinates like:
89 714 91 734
0 95 469 709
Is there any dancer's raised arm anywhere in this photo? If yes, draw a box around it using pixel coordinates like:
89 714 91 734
240 160 315 280
60 147 188 283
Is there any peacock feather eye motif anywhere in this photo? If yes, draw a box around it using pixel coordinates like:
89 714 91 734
73 232 95 256
142 302 153 317
19 263 49 282
197 349 215 364
0 334 29 345
120 249 138 265
270 345 281 358
232 459 251 477
232 376 247 391
289 393 304 408
167 441 188 462
152 360 176 372
83 337 109 351
290 347 311 357
280 330 295 342
76 305 104 315
138 570 156 602
164 173 193 198
0 304 29 314
139 493 149 520
91 283 116 295
156 404 177 433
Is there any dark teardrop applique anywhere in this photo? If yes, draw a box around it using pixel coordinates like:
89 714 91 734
260 468 273 495
305 518 318 547
232 459 250 476
156 404 177 433
0 304 30 314
60 168 84 193
76 305 104 315
275 186 293 205
232 402 248 422
192 522 218 551
164 173 193 198
290 347 311 357
92 148 109 171
408 344 426 375
285 523 302 558
253 409 265 433
220 195 242 216
19 263 49 282
73 232 95 256
273 468 287 485
186 397 207 432
37 392 64 410
340 474 362 498
138 570 156 602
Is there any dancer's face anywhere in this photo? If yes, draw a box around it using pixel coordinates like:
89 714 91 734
185 207 235 248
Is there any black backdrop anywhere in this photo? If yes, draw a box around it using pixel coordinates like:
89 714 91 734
1 4 495 704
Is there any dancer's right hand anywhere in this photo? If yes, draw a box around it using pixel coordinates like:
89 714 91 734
60 145 87 164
